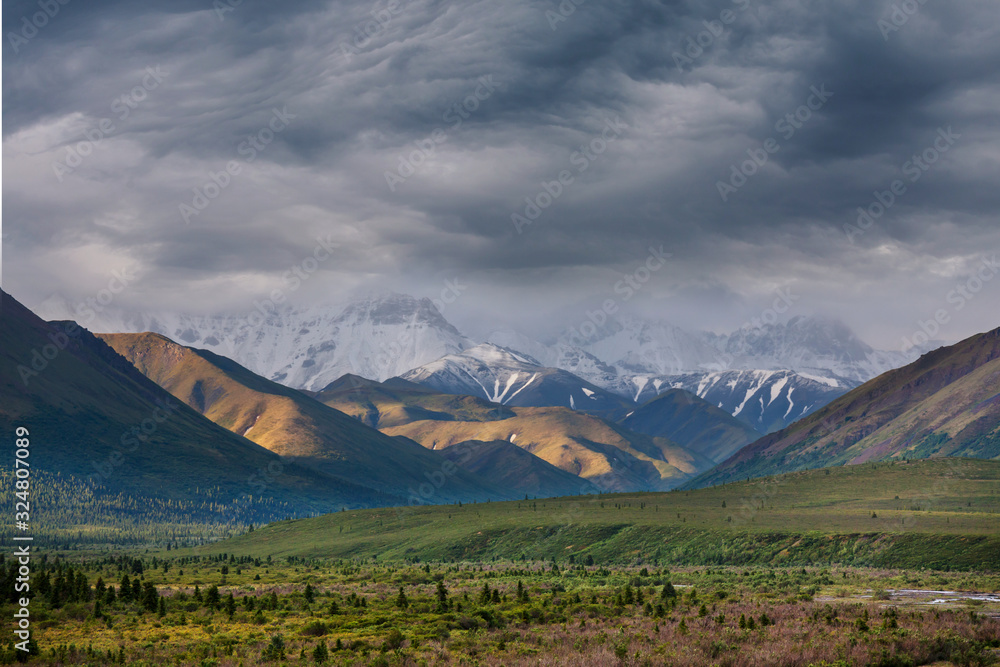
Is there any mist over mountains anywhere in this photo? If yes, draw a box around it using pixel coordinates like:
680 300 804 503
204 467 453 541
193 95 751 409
39 292 934 433
6 285 999 510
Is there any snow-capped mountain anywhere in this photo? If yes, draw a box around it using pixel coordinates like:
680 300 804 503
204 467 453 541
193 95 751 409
562 316 724 376
399 343 633 420
710 316 920 386
482 316 933 432
491 315 931 401
659 369 848 434
39 289 932 431
487 330 625 392
41 293 472 390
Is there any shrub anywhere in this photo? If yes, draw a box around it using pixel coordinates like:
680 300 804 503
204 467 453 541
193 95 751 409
300 621 329 637
384 628 405 650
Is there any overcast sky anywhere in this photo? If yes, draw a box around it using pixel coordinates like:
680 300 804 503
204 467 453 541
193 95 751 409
3 0 999 348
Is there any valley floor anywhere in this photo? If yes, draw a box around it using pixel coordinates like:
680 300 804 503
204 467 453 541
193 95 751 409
5 559 999 666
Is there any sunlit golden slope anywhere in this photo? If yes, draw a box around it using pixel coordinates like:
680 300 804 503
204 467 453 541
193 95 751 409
98 333 507 503
382 406 714 492
312 374 514 428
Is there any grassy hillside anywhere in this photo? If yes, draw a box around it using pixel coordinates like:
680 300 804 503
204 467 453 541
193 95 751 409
313 374 515 428
98 332 508 504
0 290 382 517
848 355 1000 460
382 406 715 491
213 458 1000 570
690 327 1000 487
622 388 763 463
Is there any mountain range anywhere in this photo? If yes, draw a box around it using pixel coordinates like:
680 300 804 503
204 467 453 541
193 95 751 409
620 388 763 463
5 287 999 517
43 294 472 391
689 326 1000 487
399 343 634 421
317 373 755 491
96 332 504 503
0 290 395 519
38 293 935 432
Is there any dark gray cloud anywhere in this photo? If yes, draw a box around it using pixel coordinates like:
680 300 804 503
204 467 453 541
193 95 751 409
3 0 1000 347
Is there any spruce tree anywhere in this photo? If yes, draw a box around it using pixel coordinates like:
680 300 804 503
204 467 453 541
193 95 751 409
436 580 449 612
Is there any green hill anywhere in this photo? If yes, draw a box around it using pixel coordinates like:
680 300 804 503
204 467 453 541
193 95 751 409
689 327 1000 487
211 458 1000 571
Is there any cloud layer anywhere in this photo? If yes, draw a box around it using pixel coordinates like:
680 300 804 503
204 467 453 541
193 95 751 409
4 0 1000 347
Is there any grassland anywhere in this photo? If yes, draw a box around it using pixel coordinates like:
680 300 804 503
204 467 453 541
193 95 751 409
215 458 1000 571
4 459 1000 665
6 556 999 666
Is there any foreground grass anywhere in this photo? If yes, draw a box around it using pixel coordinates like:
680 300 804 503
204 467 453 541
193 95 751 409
216 459 1000 570
4 556 999 666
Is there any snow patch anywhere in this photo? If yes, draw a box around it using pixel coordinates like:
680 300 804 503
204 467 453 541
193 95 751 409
242 415 261 437
732 371 776 416
768 376 789 405
783 387 796 420
504 372 539 404
796 372 839 387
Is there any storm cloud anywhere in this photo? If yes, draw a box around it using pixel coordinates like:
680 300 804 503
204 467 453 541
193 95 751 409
3 0 1000 347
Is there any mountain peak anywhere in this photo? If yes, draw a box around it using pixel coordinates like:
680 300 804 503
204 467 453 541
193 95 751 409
463 343 542 367
337 293 463 335
724 315 875 368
